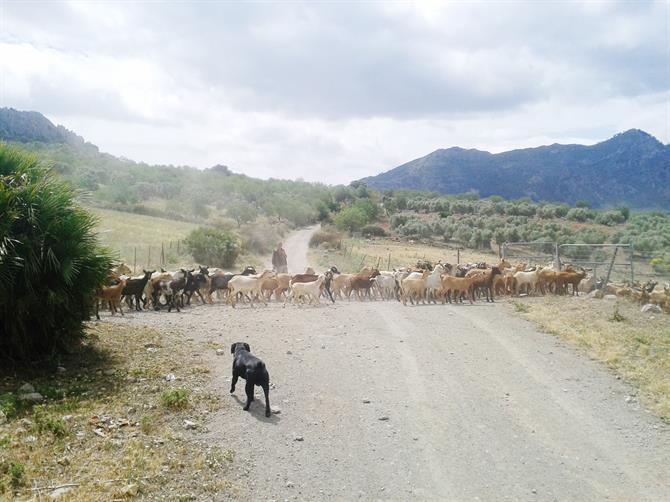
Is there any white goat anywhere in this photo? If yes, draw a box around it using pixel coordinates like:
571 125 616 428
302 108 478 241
227 271 273 308
373 273 396 300
513 269 541 296
425 264 446 303
286 275 325 305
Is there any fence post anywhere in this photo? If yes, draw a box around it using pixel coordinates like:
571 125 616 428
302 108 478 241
457 248 460 264
629 244 635 284
387 253 391 271
161 242 165 266
555 243 561 270
600 246 618 291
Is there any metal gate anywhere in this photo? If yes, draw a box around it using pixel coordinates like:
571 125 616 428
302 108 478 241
502 241 635 285
501 241 558 268
557 243 634 284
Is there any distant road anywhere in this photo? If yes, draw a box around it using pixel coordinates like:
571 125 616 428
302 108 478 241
264 224 318 273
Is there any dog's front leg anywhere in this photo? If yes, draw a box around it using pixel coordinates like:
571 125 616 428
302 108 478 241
243 381 254 411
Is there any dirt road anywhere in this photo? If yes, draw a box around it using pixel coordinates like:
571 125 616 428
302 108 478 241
264 224 318 273
115 227 670 500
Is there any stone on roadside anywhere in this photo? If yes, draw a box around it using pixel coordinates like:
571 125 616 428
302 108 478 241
271 408 281 415
378 416 389 421
216 349 226 356
293 435 304 441
641 303 662 314
18 383 35 394
183 419 198 430
362 399 371 404
19 392 44 403
116 483 139 498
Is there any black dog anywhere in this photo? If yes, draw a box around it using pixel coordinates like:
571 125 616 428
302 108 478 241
230 342 271 417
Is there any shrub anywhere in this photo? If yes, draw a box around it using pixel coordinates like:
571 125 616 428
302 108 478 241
161 388 190 409
390 214 408 229
309 229 342 248
610 304 626 323
32 406 68 437
184 226 239 267
0 144 112 361
595 210 626 226
566 207 594 222
361 225 387 237
333 207 368 233
9 462 25 488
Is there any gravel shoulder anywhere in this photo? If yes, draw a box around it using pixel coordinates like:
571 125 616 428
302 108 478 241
110 227 670 500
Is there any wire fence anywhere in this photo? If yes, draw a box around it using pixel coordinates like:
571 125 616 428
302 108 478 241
111 240 190 273
502 241 669 284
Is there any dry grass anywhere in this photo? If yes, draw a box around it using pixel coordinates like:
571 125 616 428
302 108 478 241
508 296 670 421
310 236 498 272
0 323 236 500
89 207 198 271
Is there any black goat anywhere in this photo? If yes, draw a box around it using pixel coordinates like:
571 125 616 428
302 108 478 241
182 270 209 305
122 270 154 311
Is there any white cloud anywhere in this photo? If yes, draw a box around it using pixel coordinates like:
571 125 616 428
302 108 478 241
0 0 667 184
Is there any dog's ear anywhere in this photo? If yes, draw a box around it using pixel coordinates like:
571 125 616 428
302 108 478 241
244 343 250 352
231 343 237 354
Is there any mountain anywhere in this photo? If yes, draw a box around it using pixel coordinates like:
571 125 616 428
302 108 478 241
358 130 670 209
0 107 88 146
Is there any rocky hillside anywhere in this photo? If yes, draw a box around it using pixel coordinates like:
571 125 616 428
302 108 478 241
0 107 87 146
359 130 670 209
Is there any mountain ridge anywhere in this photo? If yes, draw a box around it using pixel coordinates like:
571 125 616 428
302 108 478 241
359 129 670 209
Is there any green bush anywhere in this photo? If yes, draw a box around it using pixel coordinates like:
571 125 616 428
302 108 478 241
32 406 68 437
361 225 387 237
161 388 190 409
9 462 25 488
333 207 368 233
566 207 594 222
309 228 342 248
0 144 112 361
184 226 239 268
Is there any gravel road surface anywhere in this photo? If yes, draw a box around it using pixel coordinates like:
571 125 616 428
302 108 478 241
113 226 670 501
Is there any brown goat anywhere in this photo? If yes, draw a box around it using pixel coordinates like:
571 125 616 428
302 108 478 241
94 278 127 320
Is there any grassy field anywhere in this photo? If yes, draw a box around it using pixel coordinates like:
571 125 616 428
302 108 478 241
310 236 499 273
0 323 237 500
90 208 198 271
90 208 269 272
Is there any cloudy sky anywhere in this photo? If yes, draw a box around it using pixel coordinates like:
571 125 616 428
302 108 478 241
0 1 668 183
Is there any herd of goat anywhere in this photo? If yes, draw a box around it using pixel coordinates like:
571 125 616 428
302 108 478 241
93 259 670 318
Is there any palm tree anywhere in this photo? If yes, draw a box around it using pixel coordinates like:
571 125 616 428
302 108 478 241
0 143 112 362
